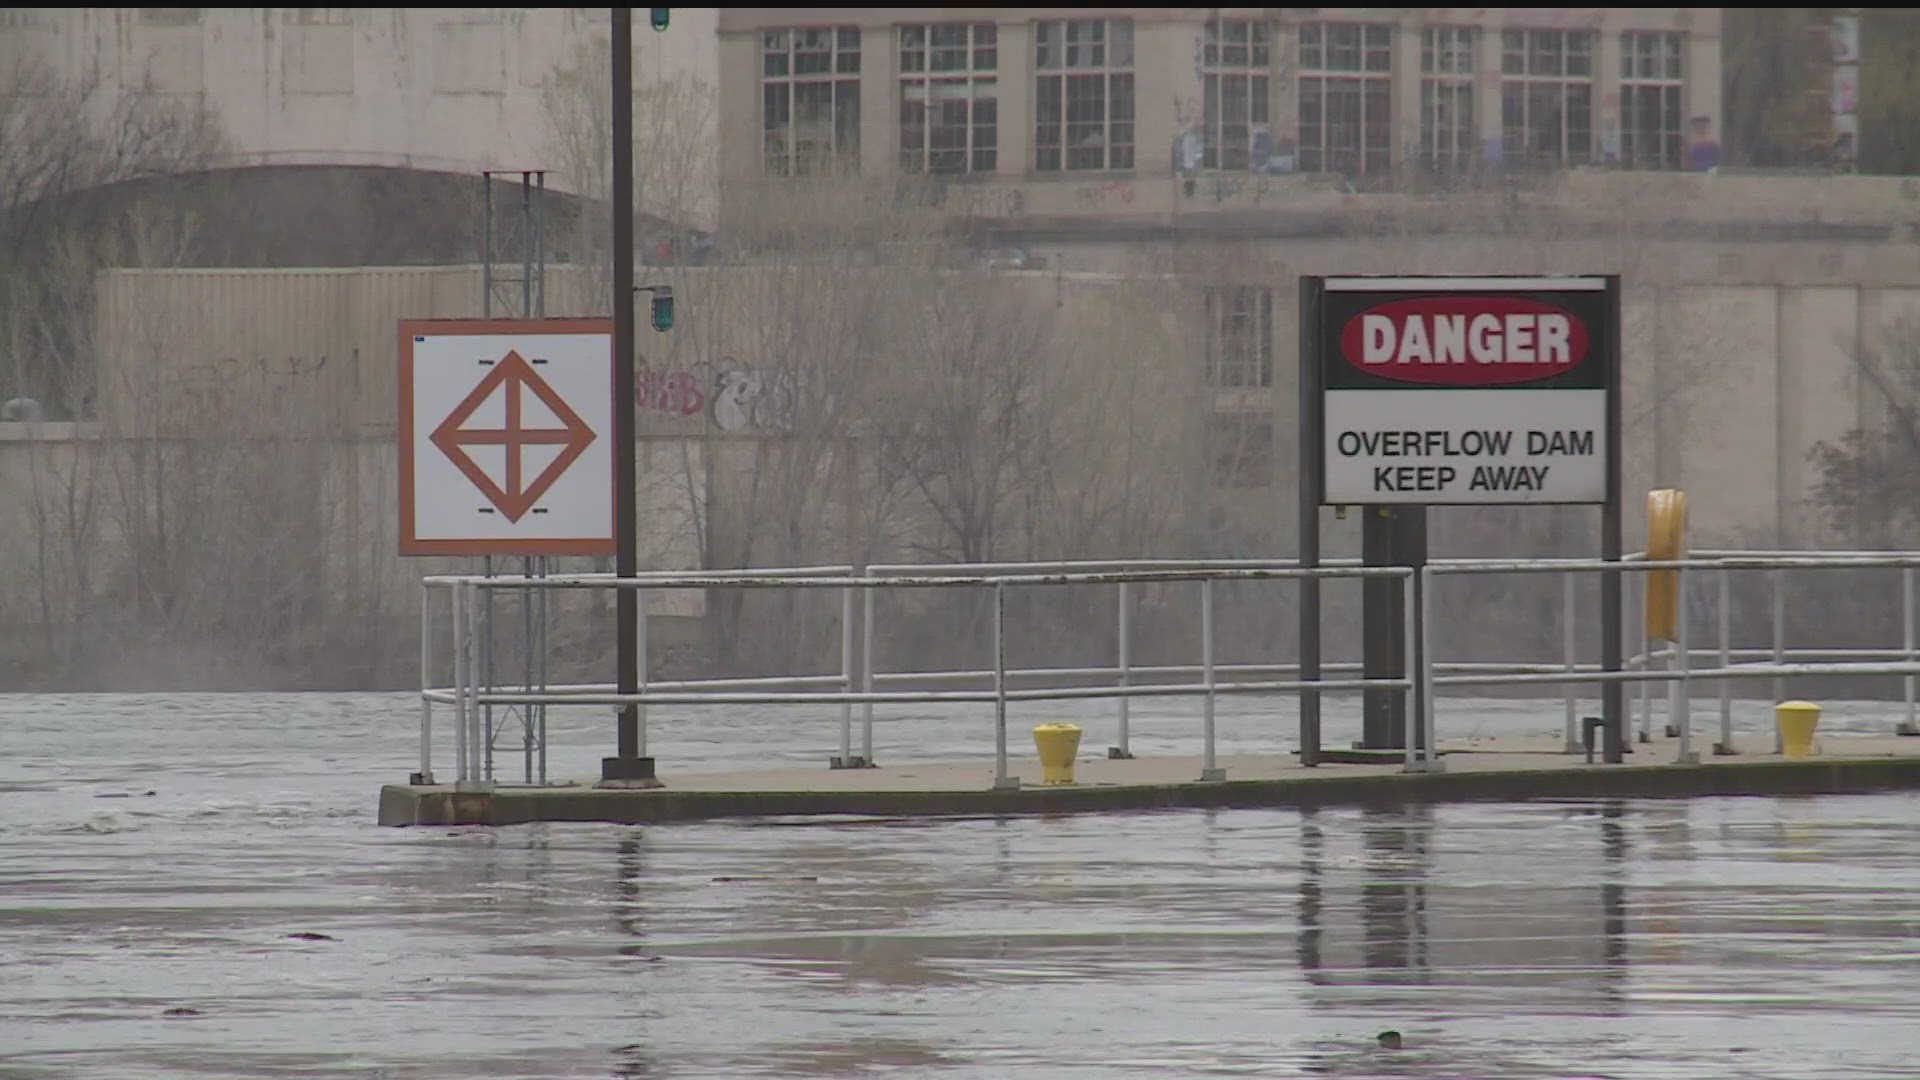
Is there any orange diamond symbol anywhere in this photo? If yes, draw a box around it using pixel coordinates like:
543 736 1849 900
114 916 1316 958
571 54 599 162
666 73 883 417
429 350 597 523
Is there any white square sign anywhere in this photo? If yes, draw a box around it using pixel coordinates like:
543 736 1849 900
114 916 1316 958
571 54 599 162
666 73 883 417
400 319 615 556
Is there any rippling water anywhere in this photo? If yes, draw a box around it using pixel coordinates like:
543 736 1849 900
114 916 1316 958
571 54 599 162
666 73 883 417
4 692 1920 1078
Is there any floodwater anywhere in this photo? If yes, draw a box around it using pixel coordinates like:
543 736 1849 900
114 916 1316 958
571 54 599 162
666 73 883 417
4 692 1920 1079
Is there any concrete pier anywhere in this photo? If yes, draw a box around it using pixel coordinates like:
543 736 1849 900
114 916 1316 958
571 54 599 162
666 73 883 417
378 733 1920 827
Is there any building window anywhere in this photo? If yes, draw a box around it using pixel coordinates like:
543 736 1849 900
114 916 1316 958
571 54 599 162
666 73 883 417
1211 414 1275 489
899 24 997 175
762 27 862 177
1035 18 1134 172
1202 19 1270 171
1500 29 1593 170
1204 286 1272 388
1297 23 1393 178
1419 27 1476 171
1620 31 1684 170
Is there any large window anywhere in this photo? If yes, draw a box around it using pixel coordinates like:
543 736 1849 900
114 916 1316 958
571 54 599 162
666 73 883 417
1420 27 1476 171
1297 23 1393 178
1204 286 1273 388
762 27 861 176
899 24 997 175
1500 29 1593 170
1620 31 1683 170
1202 19 1270 171
1035 18 1134 172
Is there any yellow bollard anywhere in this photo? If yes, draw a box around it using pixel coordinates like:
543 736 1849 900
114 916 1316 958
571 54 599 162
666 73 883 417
1032 723 1083 785
1645 489 1688 642
1775 701 1822 759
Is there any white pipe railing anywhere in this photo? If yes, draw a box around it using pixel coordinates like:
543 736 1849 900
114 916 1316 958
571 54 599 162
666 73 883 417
422 562 1417 786
418 553 1920 786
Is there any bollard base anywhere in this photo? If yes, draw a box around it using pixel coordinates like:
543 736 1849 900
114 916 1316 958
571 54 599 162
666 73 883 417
830 756 878 770
598 756 663 790
409 771 437 786
1198 767 1228 783
1562 741 1584 756
992 776 1022 791
1638 731 1651 744
1674 750 1701 765
1899 724 1920 737
454 779 495 793
1107 746 1136 760
1665 725 1681 738
1712 742 1738 757
1402 758 1446 774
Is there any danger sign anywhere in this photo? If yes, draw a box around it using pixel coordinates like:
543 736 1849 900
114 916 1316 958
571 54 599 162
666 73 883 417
399 318 616 556
1314 277 1615 505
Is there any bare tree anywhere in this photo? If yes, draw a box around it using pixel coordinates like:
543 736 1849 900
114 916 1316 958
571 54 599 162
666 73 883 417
1811 315 1920 544
1721 8 1834 170
0 57 227 685
541 44 717 310
0 57 225 416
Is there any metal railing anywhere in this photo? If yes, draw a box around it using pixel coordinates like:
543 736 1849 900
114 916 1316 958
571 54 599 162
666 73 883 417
414 551 1920 791
420 563 1419 791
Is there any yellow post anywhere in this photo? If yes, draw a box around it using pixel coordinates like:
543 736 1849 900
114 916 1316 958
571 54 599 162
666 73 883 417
1645 489 1688 641
1032 722 1083 785
1775 701 1821 758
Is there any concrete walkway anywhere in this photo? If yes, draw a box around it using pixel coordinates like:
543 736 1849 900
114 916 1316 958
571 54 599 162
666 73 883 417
378 732 1920 827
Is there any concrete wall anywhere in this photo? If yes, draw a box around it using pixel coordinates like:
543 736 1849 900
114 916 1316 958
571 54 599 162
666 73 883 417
65 261 1920 556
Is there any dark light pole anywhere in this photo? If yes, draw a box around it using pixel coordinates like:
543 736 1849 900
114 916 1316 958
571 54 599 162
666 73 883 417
602 7 655 786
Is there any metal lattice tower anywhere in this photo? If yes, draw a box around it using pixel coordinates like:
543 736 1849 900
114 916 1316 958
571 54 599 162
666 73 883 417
478 169 552 784
482 170 548 319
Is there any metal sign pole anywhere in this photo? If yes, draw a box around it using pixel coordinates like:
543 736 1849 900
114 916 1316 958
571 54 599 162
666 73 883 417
602 7 657 787
1601 274 1626 763
1297 278 1324 767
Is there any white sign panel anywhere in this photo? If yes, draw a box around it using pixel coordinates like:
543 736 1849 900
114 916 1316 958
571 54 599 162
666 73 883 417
1324 389 1606 503
400 319 615 556
1317 276 1614 506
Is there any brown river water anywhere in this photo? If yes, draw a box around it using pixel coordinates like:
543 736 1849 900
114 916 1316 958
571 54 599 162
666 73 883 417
3 692 1918 1078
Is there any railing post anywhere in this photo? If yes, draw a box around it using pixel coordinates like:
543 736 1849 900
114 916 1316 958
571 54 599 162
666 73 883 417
457 581 492 791
1111 580 1135 759
1715 566 1734 755
1417 566 1441 773
1199 577 1224 782
1635 576 1652 744
862 586 876 761
471 582 490 787
1674 566 1697 764
1771 569 1785 753
836 585 854 768
1903 568 1918 737
417 582 435 785
636 588 649 759
481 563 495 785
450 580 469 785
1563 569 1578 754
992 582 1018 790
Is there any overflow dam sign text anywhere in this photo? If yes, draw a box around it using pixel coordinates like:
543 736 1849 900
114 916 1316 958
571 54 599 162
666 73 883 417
1316 276 1616 505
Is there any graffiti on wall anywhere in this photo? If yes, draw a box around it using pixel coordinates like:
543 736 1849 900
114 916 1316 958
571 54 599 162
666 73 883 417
711 359 807 434
953 184 1027 218
1073 181 1135 209
636 366 705 417
635 358 812 433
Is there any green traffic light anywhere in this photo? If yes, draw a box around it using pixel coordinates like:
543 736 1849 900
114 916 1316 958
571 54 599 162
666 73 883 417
650 292 674 332
650 8 669 31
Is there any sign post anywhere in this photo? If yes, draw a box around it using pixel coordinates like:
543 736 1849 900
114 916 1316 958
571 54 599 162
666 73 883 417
1298 276 1623 763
